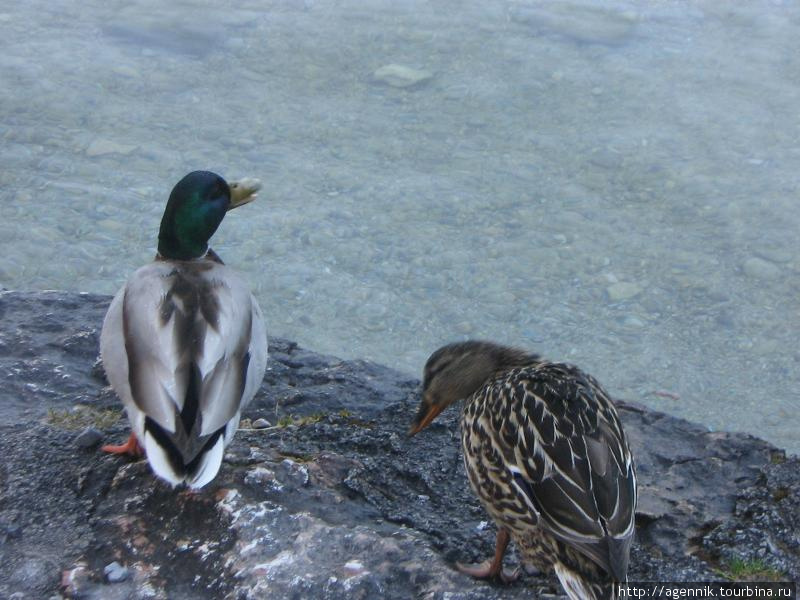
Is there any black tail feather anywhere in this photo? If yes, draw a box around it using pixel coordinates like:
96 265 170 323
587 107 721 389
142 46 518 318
144 416 225 481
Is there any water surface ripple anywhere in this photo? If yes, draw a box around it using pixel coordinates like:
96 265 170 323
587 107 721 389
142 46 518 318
1 0 798 452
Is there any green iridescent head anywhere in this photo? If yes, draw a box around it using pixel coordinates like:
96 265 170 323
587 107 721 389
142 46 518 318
157 171 257 260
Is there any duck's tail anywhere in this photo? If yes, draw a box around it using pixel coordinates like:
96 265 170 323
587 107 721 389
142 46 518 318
554 562 619 600
142 416 237 489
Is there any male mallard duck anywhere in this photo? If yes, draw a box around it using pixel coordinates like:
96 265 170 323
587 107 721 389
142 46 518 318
100 171 268 489
409 341 636 600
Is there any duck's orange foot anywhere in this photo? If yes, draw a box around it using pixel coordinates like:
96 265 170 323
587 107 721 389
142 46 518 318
457 559 520 583
456 528 520 583
101 432 144 458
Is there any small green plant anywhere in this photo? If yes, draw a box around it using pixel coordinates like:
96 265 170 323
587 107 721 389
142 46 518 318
772 486 789 502
46 406 120 430
275 413 326 428
770 451 786 465
278 451 315 463
344 417 375 429
276 415 294 428
717 558 785 581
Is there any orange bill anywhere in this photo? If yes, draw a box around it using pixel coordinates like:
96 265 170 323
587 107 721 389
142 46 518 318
407 402 445 436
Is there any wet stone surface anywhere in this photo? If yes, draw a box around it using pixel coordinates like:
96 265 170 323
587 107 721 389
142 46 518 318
0 291 797 599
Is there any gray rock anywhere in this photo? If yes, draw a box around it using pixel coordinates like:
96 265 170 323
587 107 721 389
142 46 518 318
0 291 797 599
104 561 130 583
74 426 103 449
91 356 107 383
703 454 799 581
743 256 781 280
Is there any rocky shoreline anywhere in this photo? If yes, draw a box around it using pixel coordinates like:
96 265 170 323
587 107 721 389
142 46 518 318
0 291 797 599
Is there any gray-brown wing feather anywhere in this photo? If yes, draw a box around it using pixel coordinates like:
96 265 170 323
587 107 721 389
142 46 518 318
488 364 636 581
116 261 255 453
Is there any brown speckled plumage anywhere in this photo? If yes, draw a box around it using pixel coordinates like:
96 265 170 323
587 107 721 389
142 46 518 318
410 341 637 600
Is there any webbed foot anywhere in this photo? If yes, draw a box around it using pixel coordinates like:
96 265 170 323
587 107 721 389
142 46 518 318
456 528 520 583
456 559 520 583
101 432 144 457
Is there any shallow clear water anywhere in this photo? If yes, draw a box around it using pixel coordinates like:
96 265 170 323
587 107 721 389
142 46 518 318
1 0 798 453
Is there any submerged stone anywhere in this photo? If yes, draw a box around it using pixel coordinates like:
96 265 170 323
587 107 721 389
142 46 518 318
85 139 138 157
743 257 781 280
373 64 433 88
510 3 637 46
607 281 642 301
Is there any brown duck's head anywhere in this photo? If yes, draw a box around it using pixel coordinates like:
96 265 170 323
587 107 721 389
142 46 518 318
408 340 539 436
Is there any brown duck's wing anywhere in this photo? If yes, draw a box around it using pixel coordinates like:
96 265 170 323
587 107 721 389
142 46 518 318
490 364 636 581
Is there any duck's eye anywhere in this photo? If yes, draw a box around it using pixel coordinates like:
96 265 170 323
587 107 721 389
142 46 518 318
207 184 222 200
426 359 451 383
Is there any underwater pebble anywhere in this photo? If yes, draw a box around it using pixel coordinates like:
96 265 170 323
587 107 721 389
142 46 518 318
509 4 636 45
755 248 792 264
589 148 622 169
601 272 619 284
96 219 126 232
85 139 138 157
74 427 103 449
104 561 130 583
373 64 432 88
455 321 473 334
607 281 642 301
622 315 645 328
111 65 141 78
743 257 780 280
252 418 271 429
706 290 730 303
523 328 545 343
715 312 735 329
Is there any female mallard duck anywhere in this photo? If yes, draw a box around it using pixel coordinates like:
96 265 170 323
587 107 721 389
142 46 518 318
100 171 268 489
409 341 636 600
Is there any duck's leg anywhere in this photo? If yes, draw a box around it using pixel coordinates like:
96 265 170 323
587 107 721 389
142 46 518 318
101 432 144 457
457 528 520 583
